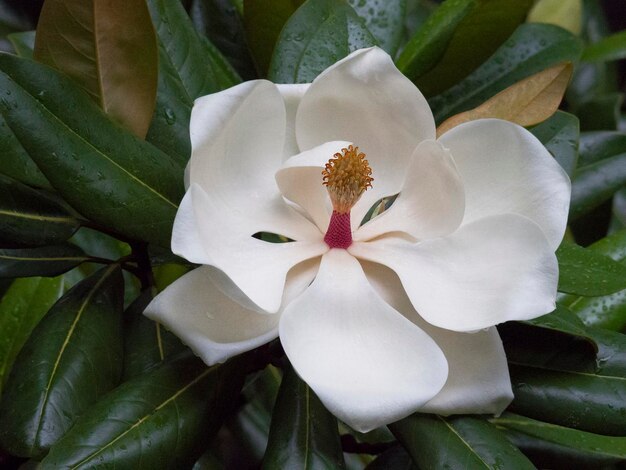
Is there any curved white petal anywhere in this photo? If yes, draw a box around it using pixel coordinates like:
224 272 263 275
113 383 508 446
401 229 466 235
277 83 309 159
279 249 448 432
362 261 513 415
355 140 465 242
350 213 558 332
440 119 571 250
275 141 352 233
144 259 320 365
171 188 208 264
181 184 327 313
296 47 436 230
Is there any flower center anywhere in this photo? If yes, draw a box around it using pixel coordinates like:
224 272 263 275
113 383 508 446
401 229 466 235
322 145 373 249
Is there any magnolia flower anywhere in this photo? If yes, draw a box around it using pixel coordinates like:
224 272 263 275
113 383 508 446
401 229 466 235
145 47 570 432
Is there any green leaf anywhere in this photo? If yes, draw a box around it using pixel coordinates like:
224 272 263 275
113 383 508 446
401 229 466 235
570 149 626 220
189 0 256 80
34 0 158 138
577 92 624 131
524 305 598 352
408 0 534 97
268 0 378 84
530 111 579 176
145 0 241 164
493 412 626 464
428 23 582 123
41 353 250 468
122 289 186 380
582 30 626 63
0 53 184 248
556 242 626 296
0 174 80 248
262 363 346 469
579 130 626 167
365 445 416 470
560 230 626 331
7 30 35 58
348 0 406 56
389 414 535 469
0 266 124 459
0 276 64 393
0 244 89 278
244 0 304 76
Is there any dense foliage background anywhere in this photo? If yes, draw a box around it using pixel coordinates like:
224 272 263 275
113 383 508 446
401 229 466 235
0 0 626 468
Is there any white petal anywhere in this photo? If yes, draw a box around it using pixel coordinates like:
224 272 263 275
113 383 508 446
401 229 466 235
296 47 436 230
277 83 309 159
171 188 208 264
362 261 513 415
355 140 465 242
144 259 320 365
275 141 352 233
440 119 571 250
184 184 327 313
279 249 448 432
350 213 558 332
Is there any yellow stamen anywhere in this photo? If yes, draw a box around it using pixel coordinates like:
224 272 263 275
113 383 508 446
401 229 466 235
322 145 373 213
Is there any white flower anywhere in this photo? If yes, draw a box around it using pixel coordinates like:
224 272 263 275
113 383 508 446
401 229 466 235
145 47 571 432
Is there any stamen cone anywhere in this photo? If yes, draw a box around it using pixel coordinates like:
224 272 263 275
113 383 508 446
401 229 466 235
322 145 373 214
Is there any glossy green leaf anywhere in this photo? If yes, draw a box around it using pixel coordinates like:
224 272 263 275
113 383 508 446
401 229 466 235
578 130 626 167
0 53 184 248
262 364 345 469
0 243 89 278
268 0 377 84
556 242 626 295
0 266 124 459
365 445 416 470
577 92 623 131
122 289 186 380
190 0 256 80
244 0 304 76
0 276 64 393
348 0 406 56
42 353 250 468
570 151 626 220
560 230 626 331
0 174 80 248
428 23 582 123
145 0 240 164
409 0 533 97
493 413 626 464
582 30 626 63
524 305 598 352
34 0 158 138
7 30 35 58
530 111 579 176
390 414 534 469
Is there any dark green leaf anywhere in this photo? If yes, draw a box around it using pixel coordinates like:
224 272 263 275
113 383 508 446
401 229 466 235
7 31 35 58
365 445 416 470
34 0 159 138
493 412 626 463
190 0 256 80
0 53 184 248
0 276 64 393
0 266 124 459
244 0 304 76
145 0 241 164
0 174 80 248
556 242 626 295
582 30 626 63
570 150 626 220
409 0 533 97
41 353 250 468
577 92 624 131
268 0 377 84
348 0 406 56
560 230 626 331
390 414 534 469
122 289 186 380
530 111 579 176
0 243 89 278
578 130 626 167
524 305 598 353
262 363 345 469
429 23 582 123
